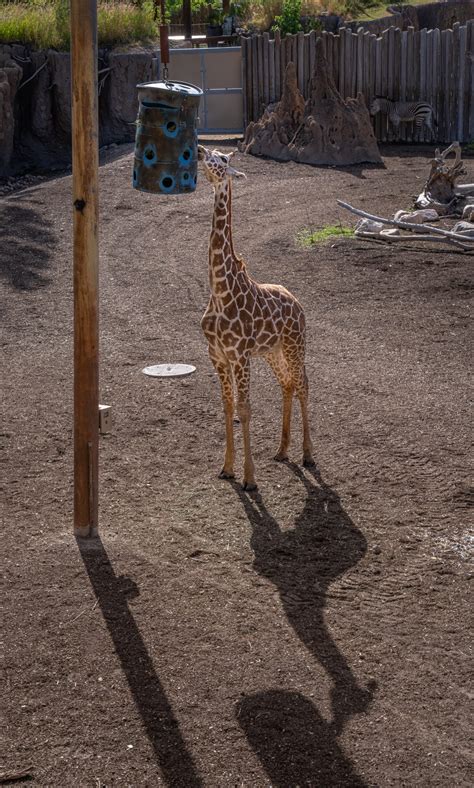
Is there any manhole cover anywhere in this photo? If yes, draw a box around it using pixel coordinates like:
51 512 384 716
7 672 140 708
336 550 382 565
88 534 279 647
142 363 196 378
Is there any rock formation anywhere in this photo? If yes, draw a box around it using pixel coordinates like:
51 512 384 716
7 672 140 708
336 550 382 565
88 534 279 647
239 37 382 167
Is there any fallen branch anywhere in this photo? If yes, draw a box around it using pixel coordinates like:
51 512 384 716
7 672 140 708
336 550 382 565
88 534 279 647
336 200 474 250
455 183 474 196
336 200 471 248
0 767 34 784
355 231 473 251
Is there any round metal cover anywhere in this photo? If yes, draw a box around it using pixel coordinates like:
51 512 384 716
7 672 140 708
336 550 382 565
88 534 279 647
136 80 203 96
142 363 196 378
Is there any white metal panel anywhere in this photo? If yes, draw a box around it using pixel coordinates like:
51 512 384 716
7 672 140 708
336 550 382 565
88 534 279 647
167 47 243 133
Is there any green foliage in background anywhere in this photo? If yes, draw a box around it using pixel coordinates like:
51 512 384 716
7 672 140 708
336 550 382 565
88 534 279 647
0 1 157 49
273 0 302 36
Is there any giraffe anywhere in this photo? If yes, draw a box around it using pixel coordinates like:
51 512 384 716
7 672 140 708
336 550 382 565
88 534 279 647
198 145 314 491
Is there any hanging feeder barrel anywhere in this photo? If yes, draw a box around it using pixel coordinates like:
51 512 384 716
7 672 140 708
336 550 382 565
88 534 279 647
133 80 203 195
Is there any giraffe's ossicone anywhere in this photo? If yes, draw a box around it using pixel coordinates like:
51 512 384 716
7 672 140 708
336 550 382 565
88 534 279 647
198 145 314 491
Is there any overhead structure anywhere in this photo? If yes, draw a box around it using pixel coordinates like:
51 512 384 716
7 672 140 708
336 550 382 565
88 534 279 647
70 0 99 537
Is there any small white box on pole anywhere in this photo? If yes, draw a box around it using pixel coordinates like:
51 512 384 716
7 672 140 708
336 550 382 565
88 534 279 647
99 405 112 434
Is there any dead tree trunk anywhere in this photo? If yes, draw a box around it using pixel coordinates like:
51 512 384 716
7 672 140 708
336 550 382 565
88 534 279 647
415 142 466 215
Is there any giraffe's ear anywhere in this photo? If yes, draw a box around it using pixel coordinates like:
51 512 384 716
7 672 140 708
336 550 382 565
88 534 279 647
227 165 246 179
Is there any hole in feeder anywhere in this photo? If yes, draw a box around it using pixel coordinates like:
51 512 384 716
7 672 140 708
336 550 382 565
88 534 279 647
164 120 179 138
142 100 175 110
179 147 193 166
143 144 157 167
160 174 175 193
180 171 192 187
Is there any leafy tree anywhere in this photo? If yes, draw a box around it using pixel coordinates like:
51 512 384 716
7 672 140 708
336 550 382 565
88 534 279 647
273 0 302 37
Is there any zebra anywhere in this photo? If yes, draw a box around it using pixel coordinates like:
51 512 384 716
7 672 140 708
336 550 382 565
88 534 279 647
369 97 437 137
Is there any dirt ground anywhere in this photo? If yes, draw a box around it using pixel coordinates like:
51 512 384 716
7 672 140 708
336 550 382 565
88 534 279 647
1 142 473 787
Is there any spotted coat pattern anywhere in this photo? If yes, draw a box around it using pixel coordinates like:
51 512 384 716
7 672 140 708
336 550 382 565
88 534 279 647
198 146 314 490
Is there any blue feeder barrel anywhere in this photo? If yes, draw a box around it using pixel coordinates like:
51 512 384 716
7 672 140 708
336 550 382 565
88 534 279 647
133 80 203 195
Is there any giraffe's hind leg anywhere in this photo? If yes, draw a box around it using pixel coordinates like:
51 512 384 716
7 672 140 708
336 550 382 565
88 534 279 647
265 347 294 462
283 340 315 468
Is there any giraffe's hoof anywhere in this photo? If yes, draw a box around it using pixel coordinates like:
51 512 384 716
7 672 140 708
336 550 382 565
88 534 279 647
303 456 316 468
242 481 258 492
219 470 235 480
274 452 289 463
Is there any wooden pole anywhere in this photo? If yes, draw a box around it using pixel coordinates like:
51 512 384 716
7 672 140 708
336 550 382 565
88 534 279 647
183 0 192 42
71 0 99 537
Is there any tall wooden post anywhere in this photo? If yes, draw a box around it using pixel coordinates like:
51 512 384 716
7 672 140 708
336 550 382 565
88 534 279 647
183 0 192 42
71 0 99 537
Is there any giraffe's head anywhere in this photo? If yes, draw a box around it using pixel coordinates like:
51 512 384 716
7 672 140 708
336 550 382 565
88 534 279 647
198 145 246 185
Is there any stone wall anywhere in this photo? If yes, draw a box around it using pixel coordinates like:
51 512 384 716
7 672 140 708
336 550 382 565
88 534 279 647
0 45 155 176
415 0 474 30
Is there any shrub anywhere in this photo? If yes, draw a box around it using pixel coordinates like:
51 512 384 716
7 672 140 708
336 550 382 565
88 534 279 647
273 0 302 36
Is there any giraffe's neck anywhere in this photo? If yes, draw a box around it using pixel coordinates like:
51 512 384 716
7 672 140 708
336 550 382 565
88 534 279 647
209 179 246 298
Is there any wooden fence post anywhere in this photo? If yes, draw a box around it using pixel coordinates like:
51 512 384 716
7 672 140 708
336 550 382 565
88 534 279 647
70 0 99 537
241 24 471 143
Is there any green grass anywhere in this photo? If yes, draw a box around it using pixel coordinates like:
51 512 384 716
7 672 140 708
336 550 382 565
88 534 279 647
0 1 157 50
356 0 432 22
297 225 354 246
0 3 60 50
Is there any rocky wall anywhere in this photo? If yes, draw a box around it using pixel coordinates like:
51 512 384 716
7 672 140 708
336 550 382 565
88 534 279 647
0 45 154 176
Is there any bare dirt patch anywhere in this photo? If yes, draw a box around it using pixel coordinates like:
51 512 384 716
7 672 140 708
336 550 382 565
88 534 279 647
2 144 472 786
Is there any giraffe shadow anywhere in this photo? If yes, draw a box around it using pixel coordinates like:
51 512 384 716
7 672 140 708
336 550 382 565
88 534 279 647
231 463 376 735
237 689 367 787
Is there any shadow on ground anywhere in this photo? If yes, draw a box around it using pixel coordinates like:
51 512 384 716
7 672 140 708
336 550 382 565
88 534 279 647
0 201 55 290
233 463 376 784
77 537 203 787
237 690 367 787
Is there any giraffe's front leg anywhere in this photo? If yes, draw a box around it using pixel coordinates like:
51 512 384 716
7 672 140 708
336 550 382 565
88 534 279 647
210 350 235 480
233 358 257 491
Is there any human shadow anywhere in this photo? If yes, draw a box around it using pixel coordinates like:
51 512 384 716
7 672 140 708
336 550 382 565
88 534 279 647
237 690 367 787
0 201 54 290
232 463 375 735
77 537 202 787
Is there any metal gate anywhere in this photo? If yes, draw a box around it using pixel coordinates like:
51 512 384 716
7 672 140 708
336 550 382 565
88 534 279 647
167 47 243 134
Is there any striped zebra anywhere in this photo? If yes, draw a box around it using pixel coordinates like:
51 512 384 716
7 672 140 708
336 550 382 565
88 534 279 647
369 97 437 136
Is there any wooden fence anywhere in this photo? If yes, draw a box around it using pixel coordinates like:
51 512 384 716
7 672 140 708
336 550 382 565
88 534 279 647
241 21 474 144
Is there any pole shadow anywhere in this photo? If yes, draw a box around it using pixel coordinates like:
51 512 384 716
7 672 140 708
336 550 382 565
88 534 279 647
0 201 54 291
77 537 202 787
237 689 367 787
232 463 376 735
